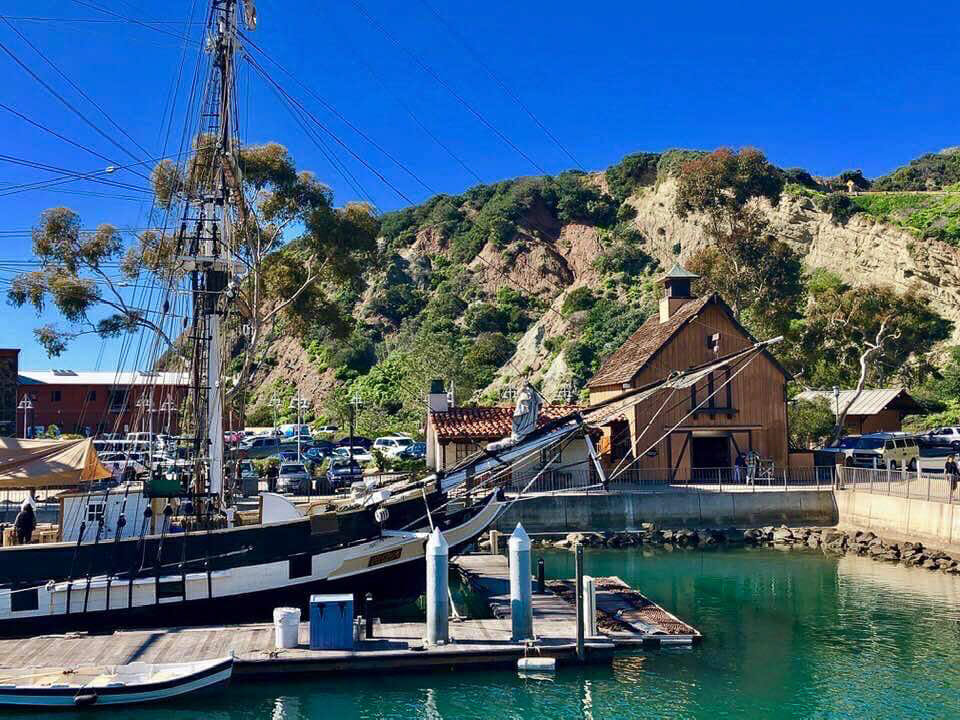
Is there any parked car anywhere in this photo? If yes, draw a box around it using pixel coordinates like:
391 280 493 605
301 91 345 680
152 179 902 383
820 435 860 464
923 427 960 450
325 458 364 490
314 425 338 436
397 441 427 460
333 446 373 464
336 435 372 450
276 462 311 494
304 443 335 464
373 436 416 458
239 435 281 459
224 430 244 445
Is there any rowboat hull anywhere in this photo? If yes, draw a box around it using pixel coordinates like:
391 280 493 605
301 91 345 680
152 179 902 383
0 657 233 707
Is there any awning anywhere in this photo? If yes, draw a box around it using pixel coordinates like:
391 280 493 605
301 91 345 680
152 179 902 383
0 437 112 489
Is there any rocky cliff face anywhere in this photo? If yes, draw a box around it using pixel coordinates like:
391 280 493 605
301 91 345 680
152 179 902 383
247 170 960 417
630 179 960 342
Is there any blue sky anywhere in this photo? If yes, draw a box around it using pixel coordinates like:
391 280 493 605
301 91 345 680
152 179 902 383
0 0 956 369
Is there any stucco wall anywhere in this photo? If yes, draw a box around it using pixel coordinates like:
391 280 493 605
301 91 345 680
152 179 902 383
495 490 838 533
834 490 960 551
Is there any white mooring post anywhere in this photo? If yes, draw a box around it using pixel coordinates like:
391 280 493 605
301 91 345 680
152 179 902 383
582 575 597 637
509 523 533 642
426 527 449 645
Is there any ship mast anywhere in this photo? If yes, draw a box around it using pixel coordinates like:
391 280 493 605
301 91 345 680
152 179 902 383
177 0 253 501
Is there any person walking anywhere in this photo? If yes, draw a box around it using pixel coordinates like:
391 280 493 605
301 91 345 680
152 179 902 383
946 455 959 501
734 452 747 485
13 500 36 545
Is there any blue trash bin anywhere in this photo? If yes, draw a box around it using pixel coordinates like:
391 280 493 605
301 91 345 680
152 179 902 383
309 594 354 650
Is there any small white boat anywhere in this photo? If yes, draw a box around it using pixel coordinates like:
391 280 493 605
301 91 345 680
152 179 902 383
0 656 233 707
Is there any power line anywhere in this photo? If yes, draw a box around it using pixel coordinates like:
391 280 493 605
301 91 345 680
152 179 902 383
0 103 149 182
67 0 200 45
0 17 203 25
0 35 147 169
245 51 415 205
0 154 152 195
417 0 583 171
315 6 484 185
349 0 549 176
242 33 435 196
1 17 153 158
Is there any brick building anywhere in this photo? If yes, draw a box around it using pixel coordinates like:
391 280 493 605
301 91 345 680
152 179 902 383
17 370 190 437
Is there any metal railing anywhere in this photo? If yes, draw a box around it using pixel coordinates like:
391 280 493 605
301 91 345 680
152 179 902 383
839 466 959 504
503 465 838 495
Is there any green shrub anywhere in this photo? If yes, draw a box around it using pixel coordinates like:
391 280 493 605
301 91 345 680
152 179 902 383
464 302 508 334
561 287 597 315
605 152 660 201
874 148 960 191
817 192 856 224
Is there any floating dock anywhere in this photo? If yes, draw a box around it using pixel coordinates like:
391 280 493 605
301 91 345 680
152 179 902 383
0 553 697 677
455 555 701 648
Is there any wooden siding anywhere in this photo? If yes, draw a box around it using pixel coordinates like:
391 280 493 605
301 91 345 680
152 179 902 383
592 302 789 471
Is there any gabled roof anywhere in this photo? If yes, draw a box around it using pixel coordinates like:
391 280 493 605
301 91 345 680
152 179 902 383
430 405 583 442
587 296 711 388
587 293 790 389
795 388 922 416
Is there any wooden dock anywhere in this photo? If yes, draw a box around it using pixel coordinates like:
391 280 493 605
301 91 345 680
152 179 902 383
455 554 701 647
0 553 696 677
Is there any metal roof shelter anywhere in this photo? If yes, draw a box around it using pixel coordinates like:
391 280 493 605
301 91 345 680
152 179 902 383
18 371 189 386
795 388 922 417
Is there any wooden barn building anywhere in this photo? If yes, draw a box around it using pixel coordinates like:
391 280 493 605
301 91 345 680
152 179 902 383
587 264 791 478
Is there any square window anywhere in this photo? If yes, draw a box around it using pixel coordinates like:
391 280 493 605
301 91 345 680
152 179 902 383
51 390 61 402
86 502 105 523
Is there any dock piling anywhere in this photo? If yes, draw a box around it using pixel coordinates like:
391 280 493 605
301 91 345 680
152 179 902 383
509 523 533 642
583 575 597 637
537 557 545 594
426 527 449 645
575 543 585 662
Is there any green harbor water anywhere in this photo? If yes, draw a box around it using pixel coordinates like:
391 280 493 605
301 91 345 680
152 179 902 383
14 546 960 719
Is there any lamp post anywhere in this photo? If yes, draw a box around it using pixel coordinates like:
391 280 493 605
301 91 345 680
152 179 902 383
269 393 283 436
17 396 33 439
832 385 841 437
349 394 363 462
290 390 311 462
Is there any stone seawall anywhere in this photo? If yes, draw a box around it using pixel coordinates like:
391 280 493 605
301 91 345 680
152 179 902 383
494 490 838 534
834 490 960 553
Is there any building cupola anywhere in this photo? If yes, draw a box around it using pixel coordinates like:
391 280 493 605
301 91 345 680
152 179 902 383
659 263 700 322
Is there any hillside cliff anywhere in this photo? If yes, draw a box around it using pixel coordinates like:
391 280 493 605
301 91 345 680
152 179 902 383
243 148 960 431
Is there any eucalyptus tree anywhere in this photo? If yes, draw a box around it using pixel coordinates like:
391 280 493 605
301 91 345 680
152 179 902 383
9 140 379 409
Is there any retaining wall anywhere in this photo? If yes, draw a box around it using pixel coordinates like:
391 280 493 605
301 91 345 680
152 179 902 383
834 490 960 551
494 490 838 533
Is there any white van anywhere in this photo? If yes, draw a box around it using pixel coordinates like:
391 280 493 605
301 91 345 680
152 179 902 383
373 436 415 457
